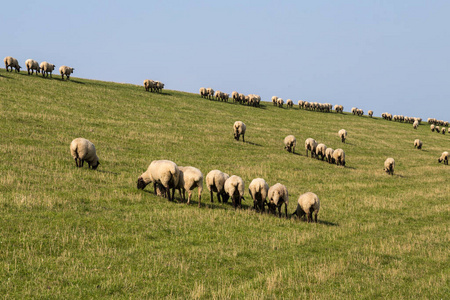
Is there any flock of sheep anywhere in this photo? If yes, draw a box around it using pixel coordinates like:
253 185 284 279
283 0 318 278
4 56 74 80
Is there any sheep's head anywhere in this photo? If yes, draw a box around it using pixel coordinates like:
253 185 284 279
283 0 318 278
137 177 147 189
91 161 100 170
221 192 229 203
234 132 240 140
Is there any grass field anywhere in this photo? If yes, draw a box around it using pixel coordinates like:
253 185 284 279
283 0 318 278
0 68 449 299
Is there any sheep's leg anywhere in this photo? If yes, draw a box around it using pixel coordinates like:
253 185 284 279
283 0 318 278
285 203 288 218
210 190 214 203
278 206 282 218
198 192 201 208
187 190 192 205
153 182 157 195
306 149 308 157
314 213 318 223
232 197 236 209
242 135 245 142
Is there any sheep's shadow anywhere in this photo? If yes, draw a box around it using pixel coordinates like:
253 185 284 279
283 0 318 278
245 141 262 147
97 169 119 175
68 80 85 84
291 218 339 226
344 166 356 170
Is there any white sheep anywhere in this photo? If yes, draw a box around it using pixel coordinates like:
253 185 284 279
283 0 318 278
40 61 56 78
232 91 239 102
292 192 320 223
414 139 422 150
442 127 446 135
59 65 74 80
325 148 335 164
233 121 246 142
430 124 435 132
177 166 203 207
286 99 293 108
315 143 327 161
333 148 345 166
272 96 278 106
351 107 357 115
284 135 296 153
248 178 269 212
267 183 289 218
137 160 180 201
155 81 164 92
368 110 373 117
199 87 207 97
384 158 395 175
206 170 230 203
338 129 347 143
206 88 215 100
305 138 318 158
224 175 245 209
277 98 284 108
438 151 448 165
4 56 21 72
25 59 40 75
70 138 100 169
413 120 419 129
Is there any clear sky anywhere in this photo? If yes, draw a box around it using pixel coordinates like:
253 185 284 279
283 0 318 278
3 1 449 122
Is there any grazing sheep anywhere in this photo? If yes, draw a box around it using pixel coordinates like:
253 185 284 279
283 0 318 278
292 192 320 223
238 93 245 104
431 124 435 132
233 121 246 142
4 56 21 72
414 139 422 150
267 183 289 218
368 110 373 117
144 79 156 92
325 148 335 163
137 160 180 201
205 170 230 203
438 151 448 165
222 93 230 102
333 148 345 166
436 126 441 133
206 88 215 100
305 138 318 158
59 65 74 80
448 128 450 134
272 96 278 106
70 138 100 169
199 87 207 98
177 166 203 207
286 99 293 108
338 129 347 143
232 91 239 102
248 178 269 212
277 98 284 108
40 61 56 77
224 175 245 209
351 107 357 115
25 59 40 75
413 120 419 129
442 128 446 135
284 135 296 153
315 143 327 160
384 158 395 175
214 90 223 101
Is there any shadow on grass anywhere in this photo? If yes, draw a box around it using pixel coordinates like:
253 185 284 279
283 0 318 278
97 169 119 175
246 141 262 147
291 218 339 226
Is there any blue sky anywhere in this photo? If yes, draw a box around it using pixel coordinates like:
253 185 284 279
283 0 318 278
3 1 449 121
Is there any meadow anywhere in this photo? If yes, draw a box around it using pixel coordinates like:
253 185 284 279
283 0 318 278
0 68 448 299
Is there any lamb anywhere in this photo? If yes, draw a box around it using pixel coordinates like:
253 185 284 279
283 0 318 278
25 59 40 75
267 183 289 218
286 99 293 108
292 192 320 223
233 121 246 142
284 135 296 153
59 65 74 80
248 178 269 212
333 148 345 166
70 138 100 170
137 159 180 201
305 138 318 158
4 56 21 72
338 129 347 143
384 158 395 175
176 166 203 207
40 61 56 77
414 139 422 150
224 175 245 209
368 110 373 117
315 143 327 160
438 151 448 165
325 148 335 163
206 170 230 203
199 87 207 98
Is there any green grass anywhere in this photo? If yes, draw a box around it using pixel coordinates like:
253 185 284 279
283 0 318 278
0 69 449 299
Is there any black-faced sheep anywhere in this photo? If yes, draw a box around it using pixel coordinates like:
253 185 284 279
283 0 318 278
305 138 318 158
325 148 335 163
292 192 320 223
316 143 327 160
25 59 40 75
338 129 347 143
70 138 100 170
224 175 245 209
137 160 180 201
199 87 207 98
438 151 448 165
59 65 74 80
284 135 296 153
267 183 288 218
177 166 203 207
206 170 230 203
384 158 395 175
233 121 246 142
333 148 345 166
40 61 55 78
4 56 21 72
248 178 269 212
414 139 422 150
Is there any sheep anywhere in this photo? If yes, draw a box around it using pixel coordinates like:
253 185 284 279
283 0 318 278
333 148 345 166
277 98 284 108
176 166 203 207
70 138 100 169
448 128 450 134
155 81 164 92
214 90 223 101
40 61 56 77
368 110 373 117
199 87 207 98
232 91 239 102
351 107 357 115
442 128 446 135
238 93 245 104
413 120 419 129
144 80 156 92
59 65 74 80
206 88 215 100
248 178 269 212
206 170 230 203
222 93 230 102
305 138 318 158
233 121 246 142
267 183 289 218
438 151 448 165
137 159 180 201
284 135 296 153
325 148 335 163
430 124 435 132
286 99 293 108
414 139 422 150
315 143 327 160
384 158 395 175
272 96 278 106
25 59 40 75
292 192 320 223
334 105 344 113
436 126 441 133
338 129 347 143
4 56 21 72
224 175 245 209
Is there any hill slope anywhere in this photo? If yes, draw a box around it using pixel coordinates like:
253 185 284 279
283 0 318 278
0 69 448 298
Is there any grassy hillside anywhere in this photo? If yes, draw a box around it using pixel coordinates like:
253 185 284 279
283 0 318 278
0 69 448 299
